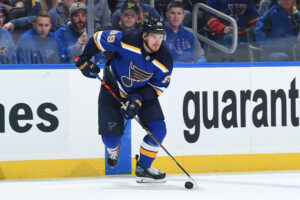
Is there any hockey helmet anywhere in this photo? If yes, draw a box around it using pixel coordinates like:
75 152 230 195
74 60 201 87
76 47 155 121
142 17 166 35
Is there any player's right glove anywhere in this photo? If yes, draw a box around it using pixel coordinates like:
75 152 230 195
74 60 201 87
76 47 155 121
121 94 142 119
75 55 100 79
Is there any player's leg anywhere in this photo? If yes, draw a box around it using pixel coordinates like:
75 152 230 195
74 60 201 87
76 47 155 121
102 135 122 167
98 84 124 167
136 120 167 183
135 98 167 183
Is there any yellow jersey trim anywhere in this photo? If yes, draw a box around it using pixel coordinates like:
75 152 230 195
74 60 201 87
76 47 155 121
121 42 141 54
93 32 103 51
152 59 169 73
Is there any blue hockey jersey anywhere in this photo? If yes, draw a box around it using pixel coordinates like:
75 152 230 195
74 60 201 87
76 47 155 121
85 30 173 99
0 29 17 64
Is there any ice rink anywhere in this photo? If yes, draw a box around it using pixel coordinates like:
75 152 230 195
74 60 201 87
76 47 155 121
1 171 300 200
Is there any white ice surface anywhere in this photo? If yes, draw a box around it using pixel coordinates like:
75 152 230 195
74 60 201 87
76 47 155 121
1 171 300 200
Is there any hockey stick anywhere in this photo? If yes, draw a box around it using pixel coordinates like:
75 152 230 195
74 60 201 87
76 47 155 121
92 71 199 189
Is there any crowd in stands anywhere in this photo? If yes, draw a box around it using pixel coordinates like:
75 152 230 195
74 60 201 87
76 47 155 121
0 0 300 64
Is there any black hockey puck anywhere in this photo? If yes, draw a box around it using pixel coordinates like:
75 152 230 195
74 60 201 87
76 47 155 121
185 181 193 189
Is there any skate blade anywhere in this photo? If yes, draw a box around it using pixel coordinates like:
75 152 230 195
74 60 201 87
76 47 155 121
136 177 167 183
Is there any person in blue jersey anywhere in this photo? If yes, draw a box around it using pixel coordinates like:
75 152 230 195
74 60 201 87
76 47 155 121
111 0 161 30
54 2 87 63
0 6 17 64
255 0 300 61
164 1 205 62
75 17 173 183
16 10 61 64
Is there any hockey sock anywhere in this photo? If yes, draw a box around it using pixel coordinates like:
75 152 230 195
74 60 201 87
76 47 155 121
101 135 122 150
139 120 166 168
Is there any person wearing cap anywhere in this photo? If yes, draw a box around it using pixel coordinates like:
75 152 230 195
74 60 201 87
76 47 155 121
75 17 173 183
16 10 61 63
115 2 139 31
111 0 161 29
0 6 17 64
164 1 205 63
94 2 139 65
54 2 87 63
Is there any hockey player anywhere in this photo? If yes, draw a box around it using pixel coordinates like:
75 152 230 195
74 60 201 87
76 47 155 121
75 17 173 183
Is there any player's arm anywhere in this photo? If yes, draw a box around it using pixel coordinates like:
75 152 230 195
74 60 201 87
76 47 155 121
81 30 123 58
75 30 123 78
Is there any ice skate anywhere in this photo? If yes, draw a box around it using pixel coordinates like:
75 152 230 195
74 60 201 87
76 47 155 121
107 144 120 167
135 155 166 183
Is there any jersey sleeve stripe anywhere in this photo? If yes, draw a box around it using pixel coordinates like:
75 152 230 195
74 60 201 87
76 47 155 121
121 42 141 54
152 59 169 73
93 31 105 51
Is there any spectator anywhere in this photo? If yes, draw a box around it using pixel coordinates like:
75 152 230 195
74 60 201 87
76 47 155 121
0 6 17 63
205 0 258 61
255 0 300 61
49 0 75 31
94 2 140 64
111 0 161 29
16 10 61 63
114 1 139 30
164 1 205 62
3 0 74 32
54 2 87 63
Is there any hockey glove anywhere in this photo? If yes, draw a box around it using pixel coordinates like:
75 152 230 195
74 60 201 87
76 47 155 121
121 94 142 119
75 56 100 79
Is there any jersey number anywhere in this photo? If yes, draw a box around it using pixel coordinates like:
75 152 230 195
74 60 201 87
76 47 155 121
107 30 119 43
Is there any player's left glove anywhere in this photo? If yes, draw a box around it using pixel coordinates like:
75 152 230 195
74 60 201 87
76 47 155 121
75 55 100 79
121 94 142 119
